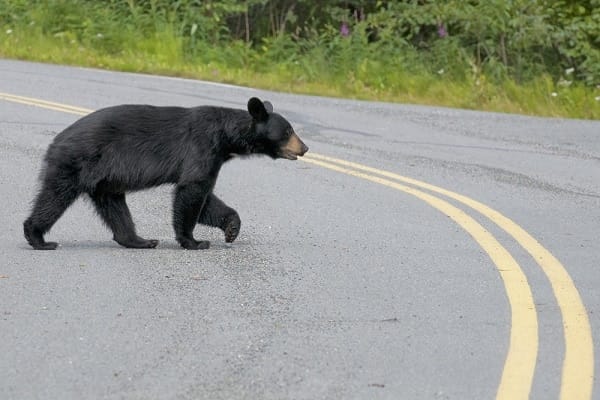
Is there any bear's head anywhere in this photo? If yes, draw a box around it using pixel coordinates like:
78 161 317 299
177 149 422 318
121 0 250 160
248 97 308 160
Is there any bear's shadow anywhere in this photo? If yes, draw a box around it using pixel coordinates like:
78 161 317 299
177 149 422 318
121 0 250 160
21 239 247 251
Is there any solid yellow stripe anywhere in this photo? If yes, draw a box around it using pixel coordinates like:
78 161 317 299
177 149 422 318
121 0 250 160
305 153 594 400
0 95 87 115
301 157 538 400
0 92 90 114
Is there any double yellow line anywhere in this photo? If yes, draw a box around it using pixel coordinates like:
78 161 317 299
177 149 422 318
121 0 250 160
302 154 594 400
0 92 91 115
0 91 594 399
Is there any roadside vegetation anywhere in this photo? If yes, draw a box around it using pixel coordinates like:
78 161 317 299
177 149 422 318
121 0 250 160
1 0 599 119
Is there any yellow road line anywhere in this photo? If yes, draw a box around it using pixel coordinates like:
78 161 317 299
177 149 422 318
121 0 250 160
302 157 538 400
1 92 593 399
305 153 594 400
0 92 90 114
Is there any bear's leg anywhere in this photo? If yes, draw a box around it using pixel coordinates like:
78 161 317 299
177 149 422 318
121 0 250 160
91 192 159 249
24 180 79 250
173 182 211 250
198 193 241 243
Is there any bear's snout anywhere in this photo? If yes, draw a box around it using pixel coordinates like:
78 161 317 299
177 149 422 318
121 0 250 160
300 142 309 156
280 132 308 160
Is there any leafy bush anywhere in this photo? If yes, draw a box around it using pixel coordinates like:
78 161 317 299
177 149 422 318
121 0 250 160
1 0 599 118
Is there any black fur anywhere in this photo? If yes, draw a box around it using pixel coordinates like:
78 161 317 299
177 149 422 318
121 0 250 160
23 97 308 250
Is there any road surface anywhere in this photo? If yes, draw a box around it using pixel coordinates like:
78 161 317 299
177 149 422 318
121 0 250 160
1 59 599 399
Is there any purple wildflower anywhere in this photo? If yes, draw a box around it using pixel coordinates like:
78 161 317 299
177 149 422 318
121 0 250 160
437 23 447 38
340 22 350 37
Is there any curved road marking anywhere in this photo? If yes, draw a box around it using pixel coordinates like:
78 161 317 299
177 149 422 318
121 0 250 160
0 91 593 399
304 153 594 400
301 157 538 399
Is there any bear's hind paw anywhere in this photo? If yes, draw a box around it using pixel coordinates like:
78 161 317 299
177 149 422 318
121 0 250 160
32 241 58 250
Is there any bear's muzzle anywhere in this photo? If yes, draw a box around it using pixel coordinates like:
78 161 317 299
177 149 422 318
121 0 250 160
280 132 309 160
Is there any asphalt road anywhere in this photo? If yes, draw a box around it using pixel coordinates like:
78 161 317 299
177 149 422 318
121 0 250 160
1 59 599 400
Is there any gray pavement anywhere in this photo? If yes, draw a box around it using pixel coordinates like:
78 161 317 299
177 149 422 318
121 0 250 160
0 59 599 399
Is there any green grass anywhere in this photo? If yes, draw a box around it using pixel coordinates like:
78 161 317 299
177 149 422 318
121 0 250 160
1 27 599 120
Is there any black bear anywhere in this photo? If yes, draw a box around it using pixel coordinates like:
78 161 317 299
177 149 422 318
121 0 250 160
23 97 308 250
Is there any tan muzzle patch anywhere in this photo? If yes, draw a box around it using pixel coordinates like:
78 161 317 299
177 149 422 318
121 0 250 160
280 132 308 160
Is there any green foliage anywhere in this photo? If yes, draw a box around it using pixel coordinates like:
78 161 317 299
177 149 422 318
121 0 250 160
543 0 600 86
364 0 598 84
0 0 599 118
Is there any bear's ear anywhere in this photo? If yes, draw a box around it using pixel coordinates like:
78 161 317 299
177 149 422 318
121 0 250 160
263 100 273 113
248 97 269 122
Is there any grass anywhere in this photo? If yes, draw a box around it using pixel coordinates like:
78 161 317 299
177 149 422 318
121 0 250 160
1 27 599 120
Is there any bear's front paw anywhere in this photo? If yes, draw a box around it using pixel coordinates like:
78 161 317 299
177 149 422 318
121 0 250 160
114 235 159 249
178 237 210 250
223 213 241 243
